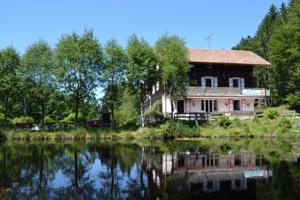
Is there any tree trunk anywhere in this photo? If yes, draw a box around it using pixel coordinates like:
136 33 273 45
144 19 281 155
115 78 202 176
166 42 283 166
39 148 44 190
74 150 79 191
171 100 174 120
75 93 80 128
41 87 45 130
140 100 145 127
111 105 115 129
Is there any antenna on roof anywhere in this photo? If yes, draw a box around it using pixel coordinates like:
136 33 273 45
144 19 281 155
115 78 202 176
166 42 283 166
205 34 213 49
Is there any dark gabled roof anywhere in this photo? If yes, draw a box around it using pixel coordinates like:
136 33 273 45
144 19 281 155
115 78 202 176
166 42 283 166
188 48 271 66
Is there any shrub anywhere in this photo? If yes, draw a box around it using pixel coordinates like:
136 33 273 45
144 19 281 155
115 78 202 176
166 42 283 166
264 108 279 119
277 118 292 133
252 116 260 123
0 131 6 141
12 116 34 124
160 121 200 138
115 88 139 127
287 91 300 112
232 118 241 127
0 113 5 126
218 117 231 128
63 112 83 122
44 116 55 124
145 100 164 122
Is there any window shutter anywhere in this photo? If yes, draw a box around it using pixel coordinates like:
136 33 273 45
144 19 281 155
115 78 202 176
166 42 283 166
229 99 233 111
241 78 245 89
242 99 246 111
229 78 233 88
213 77 218 88
201 77 205 87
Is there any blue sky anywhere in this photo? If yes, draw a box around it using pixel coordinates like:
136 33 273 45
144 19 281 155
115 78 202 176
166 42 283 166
1 0 287 54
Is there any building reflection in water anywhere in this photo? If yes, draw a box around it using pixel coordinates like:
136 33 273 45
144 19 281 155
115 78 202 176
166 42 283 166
143 150 272 199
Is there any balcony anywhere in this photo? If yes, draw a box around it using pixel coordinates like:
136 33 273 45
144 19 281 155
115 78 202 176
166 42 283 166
186 87 270 98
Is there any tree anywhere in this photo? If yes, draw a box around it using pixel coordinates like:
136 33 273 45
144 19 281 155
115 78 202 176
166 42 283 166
0 47 21 124
155 34 191 118
102 39 127 128
115 87 139 127
126 34 157 127
55 30 103 126
21 40 54 128
270 0 300 103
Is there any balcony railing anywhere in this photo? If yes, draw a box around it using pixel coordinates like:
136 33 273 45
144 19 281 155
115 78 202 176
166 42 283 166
186 86 270 98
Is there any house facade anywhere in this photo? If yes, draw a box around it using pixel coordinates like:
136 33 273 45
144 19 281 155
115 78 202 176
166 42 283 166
144 48 271 118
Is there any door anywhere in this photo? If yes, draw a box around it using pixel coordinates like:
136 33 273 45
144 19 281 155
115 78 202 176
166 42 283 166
177 100 184 113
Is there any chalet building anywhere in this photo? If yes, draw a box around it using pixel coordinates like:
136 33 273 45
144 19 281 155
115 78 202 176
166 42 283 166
145 48 271 119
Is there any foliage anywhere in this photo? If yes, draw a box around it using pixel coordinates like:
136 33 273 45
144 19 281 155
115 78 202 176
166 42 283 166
233 2 300 105
115 87 139 127
144 100 164 122
63 112 83 123
0 47 21 121
44 116 55 124
55 30 102 125
218 116 231 128
102 39 127 128
127 34 157 126
12 116 34 124
21 40 54 126
155 34 191 116
277 117 292 133
0 113 5 123
286 91 300 112
264 108 279 119
160 121 200 138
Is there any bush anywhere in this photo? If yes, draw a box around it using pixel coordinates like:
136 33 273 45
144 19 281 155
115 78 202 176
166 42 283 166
12 116 34 124
232 118 241 127
115 88 139 127
287 91 300 112
44 116 55 124
63 112 83 123
264 108 279 119
277 118 292 133
218 117 231 128
145 100 164 122
0 113 5 126
160 121 200 138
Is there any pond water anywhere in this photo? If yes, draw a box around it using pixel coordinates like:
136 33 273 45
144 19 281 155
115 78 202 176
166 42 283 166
0 139 300 200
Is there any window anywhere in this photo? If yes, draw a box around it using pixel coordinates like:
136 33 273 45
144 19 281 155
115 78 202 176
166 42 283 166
201 76 218 87
201 100 205 111
201 100 218 112
214 100 218 111
233 100 240 111
233 79 239 87
229 77 245 88
177 100 184 113
205 78 212 87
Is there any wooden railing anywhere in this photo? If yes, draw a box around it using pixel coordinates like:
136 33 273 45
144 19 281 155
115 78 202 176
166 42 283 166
174 111 264 121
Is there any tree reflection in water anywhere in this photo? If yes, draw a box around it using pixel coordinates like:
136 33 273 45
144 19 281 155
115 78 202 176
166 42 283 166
0 140 300 199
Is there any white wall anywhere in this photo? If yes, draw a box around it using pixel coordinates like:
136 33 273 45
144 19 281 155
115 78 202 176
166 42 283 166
185 99 202 113
162 95 177 115
162 96 255 114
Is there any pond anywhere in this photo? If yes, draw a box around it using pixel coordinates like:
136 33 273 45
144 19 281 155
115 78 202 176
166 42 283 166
0 139 300 200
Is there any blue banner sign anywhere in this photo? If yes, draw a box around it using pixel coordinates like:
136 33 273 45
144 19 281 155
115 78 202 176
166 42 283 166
244 170 270 178
242 89 266 96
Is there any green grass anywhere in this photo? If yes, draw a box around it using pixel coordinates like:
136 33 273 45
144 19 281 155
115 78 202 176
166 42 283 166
1 107 299 141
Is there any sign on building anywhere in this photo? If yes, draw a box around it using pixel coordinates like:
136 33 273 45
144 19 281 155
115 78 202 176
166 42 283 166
242 89 268 96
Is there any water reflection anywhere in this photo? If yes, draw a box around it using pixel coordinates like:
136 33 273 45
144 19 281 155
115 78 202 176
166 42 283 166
0 141 299 199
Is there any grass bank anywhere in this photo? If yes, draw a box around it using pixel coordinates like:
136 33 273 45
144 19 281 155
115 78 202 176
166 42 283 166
1 108 299 141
